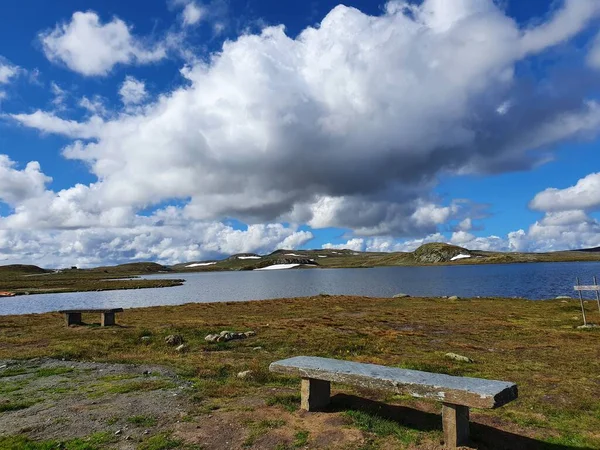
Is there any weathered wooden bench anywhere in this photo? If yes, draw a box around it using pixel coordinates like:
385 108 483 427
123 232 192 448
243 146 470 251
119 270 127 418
269 356 518 448
59 308 123 327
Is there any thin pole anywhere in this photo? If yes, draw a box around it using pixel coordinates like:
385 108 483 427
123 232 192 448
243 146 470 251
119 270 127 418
577 277 587 326
595 276 600 314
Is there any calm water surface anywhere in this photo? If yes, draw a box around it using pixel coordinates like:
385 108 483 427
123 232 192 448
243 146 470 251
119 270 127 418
1 262 600 316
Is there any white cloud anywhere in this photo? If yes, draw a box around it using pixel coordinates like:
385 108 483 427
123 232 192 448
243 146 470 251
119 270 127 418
323 238 365 252
50 82 67 110
79 95 107 116
11 110 103 139
6 1 600 264
182 2 205 26
530 172 600 212
588 32 600 69
40 11 166 76
457 218 472 231
521 0 600 55
0 155 52 206
0 58 20 84
16 0 600 237
0 57 22 101
0 211 313 267
119 76 148 105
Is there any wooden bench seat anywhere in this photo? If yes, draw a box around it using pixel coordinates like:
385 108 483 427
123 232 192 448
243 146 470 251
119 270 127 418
270 356 518 448
58 308 123 327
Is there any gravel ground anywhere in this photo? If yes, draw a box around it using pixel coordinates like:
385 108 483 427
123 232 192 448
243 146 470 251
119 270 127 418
0 358 191 449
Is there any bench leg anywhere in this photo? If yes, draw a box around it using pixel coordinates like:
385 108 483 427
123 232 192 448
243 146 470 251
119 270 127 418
442 403 470 448
101 312 115 326
65 312 82 326
301 378 330 411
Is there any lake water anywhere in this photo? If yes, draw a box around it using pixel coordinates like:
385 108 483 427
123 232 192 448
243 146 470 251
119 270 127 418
1 261 600 316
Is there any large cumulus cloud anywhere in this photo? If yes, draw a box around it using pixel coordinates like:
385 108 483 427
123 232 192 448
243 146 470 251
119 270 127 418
6 0 600 263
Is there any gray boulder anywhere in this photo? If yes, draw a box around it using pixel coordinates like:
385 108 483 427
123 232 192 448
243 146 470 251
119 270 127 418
164 334 184 346
445 352 474 363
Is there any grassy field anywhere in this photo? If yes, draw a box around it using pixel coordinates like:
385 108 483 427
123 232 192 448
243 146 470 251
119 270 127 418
0 263 183 295
1 295 600 449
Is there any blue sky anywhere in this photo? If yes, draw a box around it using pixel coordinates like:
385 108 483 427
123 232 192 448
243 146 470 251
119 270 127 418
1 0 600 267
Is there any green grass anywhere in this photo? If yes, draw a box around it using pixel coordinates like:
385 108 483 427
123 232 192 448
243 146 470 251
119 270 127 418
0 380 28 394
127 415 158 427
0 432 115 449
138 433 183 450
0 367 28 378
344 410 420 445
35 367 74 377
1 295 600 447
98 373 138 382
293 430 309 447
0 263 183 295
88 379 174 398
0 400 37 413
265 393 301 412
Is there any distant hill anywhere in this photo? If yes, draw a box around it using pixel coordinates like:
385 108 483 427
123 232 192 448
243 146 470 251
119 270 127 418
0 264 50 275
413 243 470 263
575 246 600 253
170 242 600 272
90 262 171 274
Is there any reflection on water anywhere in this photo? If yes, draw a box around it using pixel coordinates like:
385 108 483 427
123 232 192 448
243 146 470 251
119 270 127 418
1 261 599 316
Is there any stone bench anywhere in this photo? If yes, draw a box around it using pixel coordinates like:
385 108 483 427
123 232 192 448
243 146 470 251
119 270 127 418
269 356 518 448
58 308 124 327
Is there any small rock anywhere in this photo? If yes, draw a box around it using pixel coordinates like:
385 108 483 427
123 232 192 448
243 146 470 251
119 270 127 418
555 296 571 299
448 296 460 300
115 430 122 436
252 347 263 351
207 330 254 343
216 333 232 342
445 352 474 363
176 344 188 352
141 336 151 341
143 430 150 435
393 293 410 298
143 370 151 375
0 365 7 370
165 335 184 346
126 436 132 441
237 370 253 379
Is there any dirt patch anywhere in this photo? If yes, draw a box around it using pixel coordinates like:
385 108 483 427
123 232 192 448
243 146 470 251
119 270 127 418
0 358 190 449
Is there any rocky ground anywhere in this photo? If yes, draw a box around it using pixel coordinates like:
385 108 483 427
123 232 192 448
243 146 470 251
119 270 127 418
0 358 190 448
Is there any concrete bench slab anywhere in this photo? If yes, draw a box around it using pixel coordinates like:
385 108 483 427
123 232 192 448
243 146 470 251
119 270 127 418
269 356 518 448
58 308 124 327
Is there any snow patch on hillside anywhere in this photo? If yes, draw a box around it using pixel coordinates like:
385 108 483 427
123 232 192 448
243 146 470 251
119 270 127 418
450 254 471 261
254 264 301 271
186 262 217 267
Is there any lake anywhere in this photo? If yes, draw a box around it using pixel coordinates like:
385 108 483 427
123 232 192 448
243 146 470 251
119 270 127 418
1 261 600 316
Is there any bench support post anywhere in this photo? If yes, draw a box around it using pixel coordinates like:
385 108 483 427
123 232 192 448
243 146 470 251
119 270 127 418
65 312 82 326
101 312 116 326
301 378 330 411
442 403 470 448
